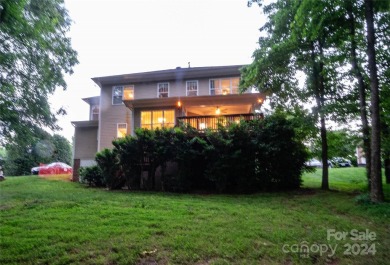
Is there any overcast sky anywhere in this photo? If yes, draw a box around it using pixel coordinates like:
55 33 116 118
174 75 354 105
52 0 265 141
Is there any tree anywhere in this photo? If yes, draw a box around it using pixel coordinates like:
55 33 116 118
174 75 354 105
51 134 72 165
244 0 388 199
364 0 384 202
0 0 78 144
311 130 360 162
243 0 347 190
345 0 371 184
4 131 72 176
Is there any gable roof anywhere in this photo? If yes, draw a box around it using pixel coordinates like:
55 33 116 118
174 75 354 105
91 65 245 87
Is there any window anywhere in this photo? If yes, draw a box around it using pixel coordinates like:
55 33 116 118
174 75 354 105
112 85 134 104
91 105 99 121
157 83 169 98
117 123 127 138
210 77 240 95
141 110 175 130
123 85 134 100
186 81 198 96
112 86 123 105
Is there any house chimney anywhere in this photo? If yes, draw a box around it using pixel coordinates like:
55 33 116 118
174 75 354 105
188 62 191 68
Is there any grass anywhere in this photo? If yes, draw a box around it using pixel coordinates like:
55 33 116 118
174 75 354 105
0 168 389 265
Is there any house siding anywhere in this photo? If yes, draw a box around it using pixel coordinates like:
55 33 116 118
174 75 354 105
99 85 131 151
74 126 98 160
120 76 240 100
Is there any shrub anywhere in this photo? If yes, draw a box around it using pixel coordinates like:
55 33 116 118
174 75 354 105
254 115 308 190
79 166 105 187
90 113 309 193
95 148 123 189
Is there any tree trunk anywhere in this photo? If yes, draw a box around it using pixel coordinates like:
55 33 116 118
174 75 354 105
385 157 390 184
346 1 371 188
311 41 329 190
364 0 384 202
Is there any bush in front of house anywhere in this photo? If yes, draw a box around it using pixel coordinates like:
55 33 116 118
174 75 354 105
93 113 309 193
203 114 308 192
79 165 105 187
95 148 124 189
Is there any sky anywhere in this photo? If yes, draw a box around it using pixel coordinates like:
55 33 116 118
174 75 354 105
51 0 265 141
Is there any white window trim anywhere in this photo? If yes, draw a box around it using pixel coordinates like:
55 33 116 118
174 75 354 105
112 86 124 105
209 77 240 95
186 80 198 96
157 82 169 98
209 79 220 95
117 123 127 138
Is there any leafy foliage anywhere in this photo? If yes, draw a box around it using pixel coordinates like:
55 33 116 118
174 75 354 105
4 132 72 176
97 114 309 193
79 165 105 187
0 0 78 144
95 148 122 190
311 129 360 161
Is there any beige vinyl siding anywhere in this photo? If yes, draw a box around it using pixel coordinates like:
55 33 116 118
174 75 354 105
133 81 184 99
74 126 98 160
99 85 131 150
197 79 210 96
115 77 237 100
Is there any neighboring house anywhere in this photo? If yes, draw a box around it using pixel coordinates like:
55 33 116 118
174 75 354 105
71 65 263 179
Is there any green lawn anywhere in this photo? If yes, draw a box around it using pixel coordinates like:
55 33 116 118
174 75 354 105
0 168 389 265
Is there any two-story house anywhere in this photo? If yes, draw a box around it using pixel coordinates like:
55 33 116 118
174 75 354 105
71 65 263 177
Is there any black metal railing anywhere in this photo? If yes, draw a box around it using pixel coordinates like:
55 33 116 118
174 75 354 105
177 113 263 131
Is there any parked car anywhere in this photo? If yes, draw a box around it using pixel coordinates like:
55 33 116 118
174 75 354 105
31 162 73 175
331 157 352 167
305 159 322 168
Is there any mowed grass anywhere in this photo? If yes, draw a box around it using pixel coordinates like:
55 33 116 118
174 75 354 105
0 169 389 265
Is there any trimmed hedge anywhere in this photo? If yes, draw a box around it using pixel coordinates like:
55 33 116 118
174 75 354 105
88 113 309 193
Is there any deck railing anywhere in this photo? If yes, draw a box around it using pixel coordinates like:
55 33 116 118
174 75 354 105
177 113 263 131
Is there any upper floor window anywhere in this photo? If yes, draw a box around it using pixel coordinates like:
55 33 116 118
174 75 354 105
186 80 198 96
157 83 169 98
112 86 123 105
117 123 127 138
112 85 134 105
123 86 134 100
91 105 99 121
209 77 240 95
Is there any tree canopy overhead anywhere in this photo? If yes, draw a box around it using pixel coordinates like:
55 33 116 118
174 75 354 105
0 0 78 143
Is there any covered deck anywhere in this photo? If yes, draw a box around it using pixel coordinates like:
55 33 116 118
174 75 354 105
177 113 263 131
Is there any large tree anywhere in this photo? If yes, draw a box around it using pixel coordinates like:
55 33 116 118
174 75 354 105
0 0 78 144
243 0 349 190
244 0 388 200
364 0 384 202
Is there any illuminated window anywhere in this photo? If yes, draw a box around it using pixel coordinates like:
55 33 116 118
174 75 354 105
113 85 134 104
157 83 169 98
117 123 127 138
141 110 175 130
186 81 198 96
123 85 134 100
210 77 239 95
